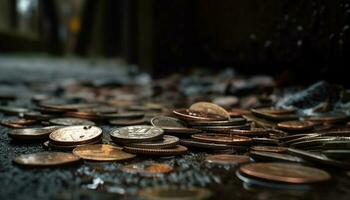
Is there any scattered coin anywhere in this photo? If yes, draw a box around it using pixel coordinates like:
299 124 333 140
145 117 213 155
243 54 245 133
253 107 295 115
49 117 95 126
125 135 179 149
250 146 288 153
191 133 252 145
138 187 212 200
249 151 305 163
9 128 52 140
251 108 298 121
73 144 135 161
238 162 331 184
205 154 251 165
122 162 173 176
13 152 81 167
189 102 230 119
173 109 227 121
188 117 247 126
49 125 102 146
151 116 201 134
109 118 146 126
277 120 314 131
110 125 163 143
123 145 188 156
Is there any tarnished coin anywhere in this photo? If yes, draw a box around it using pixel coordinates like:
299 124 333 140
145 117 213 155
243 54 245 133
173 109 227 121
249 151 305 163
123 145 188 156
49 118 95 126
73 144 135 161
122 162 173 176
125 135 179 149
205 154 251 165
239 162 331 184
49 125 102 146
277 120 314 131
138 187 212 200
250 146 288 153
9 128 52 140
109 118 146 126
13 152 81 167
110 125 163 143
192 133 252 145
189 102 230 119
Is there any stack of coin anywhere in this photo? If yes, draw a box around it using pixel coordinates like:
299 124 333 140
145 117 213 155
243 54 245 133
47 125 102 150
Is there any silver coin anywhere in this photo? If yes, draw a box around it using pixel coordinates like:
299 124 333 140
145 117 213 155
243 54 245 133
125 135 179 149
110 125 163 143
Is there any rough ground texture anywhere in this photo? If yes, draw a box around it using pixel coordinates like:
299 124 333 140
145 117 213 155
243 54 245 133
1 57 350 200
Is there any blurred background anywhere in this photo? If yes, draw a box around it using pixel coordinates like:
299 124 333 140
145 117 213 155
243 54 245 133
0 0 349 85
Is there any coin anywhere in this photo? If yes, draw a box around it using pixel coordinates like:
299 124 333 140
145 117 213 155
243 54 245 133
228 108 250 117
277 120 314 131
49 117 95 126
123 145 188 156
251 108 298 121
151 116 201 134
125 135 179 149
228 128 270 137
13 152 81 167
254 107 296 115
180 139 233 150
9 128 52 140
73 144 135 161
239 162 331 184
44 139 101 151
191 124 251 133
110 125 163 143
49 125 102 146
205 154 251 165
305 113 349 124
191 133 252 145
189 102 230 119
23 111 54 120
188 117 247 126
65 111 100 120
287 148 350 169
322 150 350 159
109 118 146 126
249 151 305 163
39 102 94 111
138 187 212 200
99 112 145 119
122 163 173 176
173 109 227 121
250 146 288 153
0 106 29 115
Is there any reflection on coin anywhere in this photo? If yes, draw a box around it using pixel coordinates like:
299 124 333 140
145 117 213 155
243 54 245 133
124 145 188 156
9 128 52 140
239 163 331 184
49 125 102 146
189 102 230 119
192 133 252 145
138 187 212 200
13 152 80 167
122 163 173 176
125 135 179 149
73 144 135 161
110 125 163 143
205 154 251 165
173 109 227 121
49 118 95 126
277 120 314 131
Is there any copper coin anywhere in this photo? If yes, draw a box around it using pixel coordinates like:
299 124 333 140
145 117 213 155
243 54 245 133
239 162 331 184
251 108 298 121
3 119 37 125
49 125 102 146
191 133 252 145
277 120 314 131
305 114 349 124
123 145 188 156
205 154 251 165
249 151 305 163
0 120 26 128
254 107 296 115
138 187 212 200
65 111 100 120
73 144 135 161
228 128 270 137
122 163 173 176
250 146 288 153
228 108 250 117
125 135 179 149
110 125 163 143
109 118 146 126
9 128 52 140
40 102 94 111
173 109 227 121
13 152 81 167
189 102 230 119
49 118 95 126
